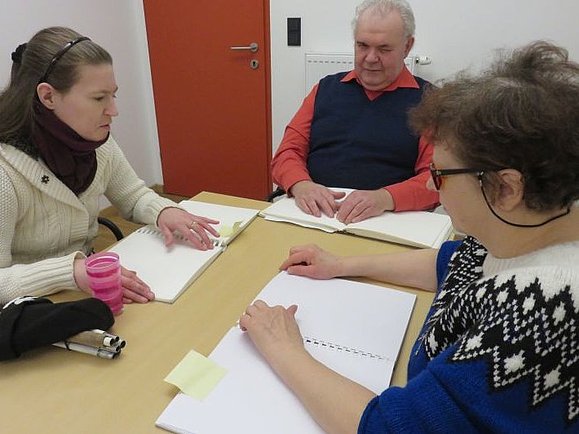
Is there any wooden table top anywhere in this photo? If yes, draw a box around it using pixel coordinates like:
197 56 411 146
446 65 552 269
0 192 434 433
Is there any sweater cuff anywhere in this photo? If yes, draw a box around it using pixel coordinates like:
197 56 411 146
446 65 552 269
273 165 312 193
19 251 84 297
283 175 313 195
155 205 186 227
139 196 178 225
384 185 404 211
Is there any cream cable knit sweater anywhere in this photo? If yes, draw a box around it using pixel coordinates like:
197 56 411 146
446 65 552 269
0 136 176 304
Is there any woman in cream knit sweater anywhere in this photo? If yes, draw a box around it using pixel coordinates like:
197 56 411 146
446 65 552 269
0 27 219 305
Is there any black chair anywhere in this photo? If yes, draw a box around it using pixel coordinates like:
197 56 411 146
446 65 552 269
97 217 124 241
266 187 286 202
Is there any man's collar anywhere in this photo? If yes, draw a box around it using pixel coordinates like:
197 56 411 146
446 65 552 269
341 67 419 92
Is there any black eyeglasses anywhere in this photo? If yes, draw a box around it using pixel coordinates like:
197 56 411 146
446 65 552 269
38 36 91 84
429 163 486 190
429 162 571 228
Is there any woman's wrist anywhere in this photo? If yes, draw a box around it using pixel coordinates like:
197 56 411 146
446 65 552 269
73 257 90 293
337 256 357 277
156 206 181 227
267 340 312 377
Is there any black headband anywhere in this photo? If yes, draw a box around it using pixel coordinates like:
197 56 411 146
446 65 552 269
38 36 91 84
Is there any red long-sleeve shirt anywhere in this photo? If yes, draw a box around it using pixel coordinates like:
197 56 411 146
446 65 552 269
271 68 439 211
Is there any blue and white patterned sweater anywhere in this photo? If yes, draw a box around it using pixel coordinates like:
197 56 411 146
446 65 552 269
359 237 579 433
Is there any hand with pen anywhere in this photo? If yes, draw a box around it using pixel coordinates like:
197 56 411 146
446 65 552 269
157 207 220 251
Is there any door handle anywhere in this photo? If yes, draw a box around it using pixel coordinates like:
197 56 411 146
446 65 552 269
229 42 258 53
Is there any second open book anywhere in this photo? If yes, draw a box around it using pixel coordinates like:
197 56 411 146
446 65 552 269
260 188 453 249
108 200 259 303
156 272 416 434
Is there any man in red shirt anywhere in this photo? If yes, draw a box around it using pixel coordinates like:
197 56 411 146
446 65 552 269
271 0 439 224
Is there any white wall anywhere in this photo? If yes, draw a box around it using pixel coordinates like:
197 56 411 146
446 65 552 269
2 1 578 193
0 0 162 187
269 0 579 154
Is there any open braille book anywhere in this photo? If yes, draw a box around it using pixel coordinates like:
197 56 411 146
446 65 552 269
108 200 259 303
156 272 416 433
260 188 453 249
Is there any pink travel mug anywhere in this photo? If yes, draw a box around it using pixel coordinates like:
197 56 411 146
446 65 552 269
85 252 123 315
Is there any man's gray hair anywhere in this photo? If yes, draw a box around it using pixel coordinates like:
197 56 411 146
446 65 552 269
352 0 415 38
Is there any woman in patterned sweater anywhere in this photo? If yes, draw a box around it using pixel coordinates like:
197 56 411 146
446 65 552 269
239 41 579 433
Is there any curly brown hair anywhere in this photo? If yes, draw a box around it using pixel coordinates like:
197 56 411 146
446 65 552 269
410 41 579 211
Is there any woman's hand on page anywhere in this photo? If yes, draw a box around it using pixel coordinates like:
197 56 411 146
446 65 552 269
74 258 154 303
157 207 219 250
120 267 155 303
336 188 393 224
279 244 343 280
239 300 303 364
290 181 346 218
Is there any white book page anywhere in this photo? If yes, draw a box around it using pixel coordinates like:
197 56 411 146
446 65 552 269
178 201 259 246
156 329 393 434
157 328 326 434
255 272 415 361
260 196 346 232
304 337 395 393
346 210 453 249
109 226 223 303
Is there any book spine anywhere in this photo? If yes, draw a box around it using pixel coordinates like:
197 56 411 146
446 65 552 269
137 226 223 247
303 336 387 360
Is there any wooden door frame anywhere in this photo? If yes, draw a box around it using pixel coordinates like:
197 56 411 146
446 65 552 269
263 0 273 195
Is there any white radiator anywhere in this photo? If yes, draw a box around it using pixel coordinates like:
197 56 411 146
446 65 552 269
304 52 418 95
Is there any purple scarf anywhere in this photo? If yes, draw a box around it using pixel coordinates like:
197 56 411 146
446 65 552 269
32 100 108 195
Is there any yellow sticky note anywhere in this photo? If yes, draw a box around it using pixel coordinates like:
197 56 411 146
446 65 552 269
164 349 227 400
218 221 242 238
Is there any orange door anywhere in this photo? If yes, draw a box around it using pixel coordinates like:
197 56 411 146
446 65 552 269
143 0 271 200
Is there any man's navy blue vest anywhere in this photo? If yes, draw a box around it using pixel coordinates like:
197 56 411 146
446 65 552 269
307 72 429 190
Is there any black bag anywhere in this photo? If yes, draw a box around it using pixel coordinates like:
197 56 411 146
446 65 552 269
0 296 114 361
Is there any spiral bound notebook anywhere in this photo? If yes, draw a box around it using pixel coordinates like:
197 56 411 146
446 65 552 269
156 272 416 433
108 201 259 303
